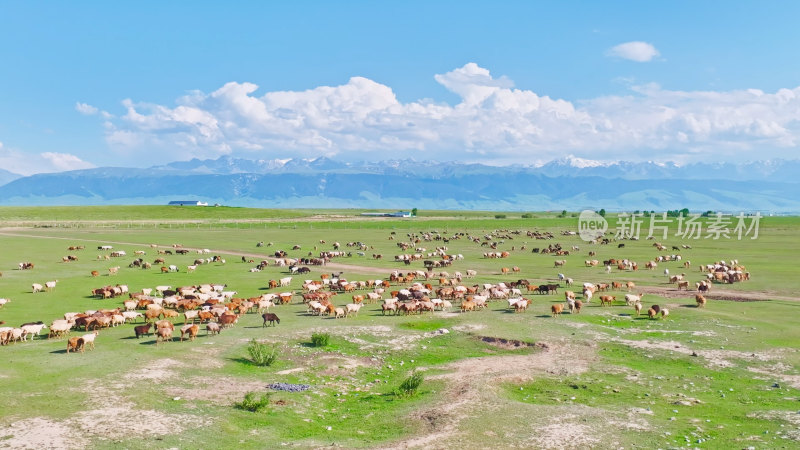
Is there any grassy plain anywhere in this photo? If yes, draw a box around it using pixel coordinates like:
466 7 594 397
0 207 798 449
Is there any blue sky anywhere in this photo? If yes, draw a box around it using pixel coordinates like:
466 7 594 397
1 1 799 174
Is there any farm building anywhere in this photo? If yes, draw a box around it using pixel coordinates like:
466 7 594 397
168 200 209 206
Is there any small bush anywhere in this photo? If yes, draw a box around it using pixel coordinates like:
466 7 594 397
247 339 279 366
396 371 424 398
311 332 330 347
521 213 533 218
235 392 271 412
494 214 507 219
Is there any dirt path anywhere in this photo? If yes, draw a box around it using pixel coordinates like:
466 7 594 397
380 339 598 449
635 284 796 302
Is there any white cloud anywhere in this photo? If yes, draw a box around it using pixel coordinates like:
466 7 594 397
95 63 800 165
76 102 113 118
606 41 660 62
0 145 95 176
75 102 99 115
434 62 514 105
40 152 96 172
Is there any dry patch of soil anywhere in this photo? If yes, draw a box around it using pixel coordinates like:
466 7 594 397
164 376 269 404
525 405 650 449
748 411 800 441
638 285 788 302
1 357 209 448
317 354 379 376
382 339 600 449
611 336 785 369
748 363 800 390
74 375 210 442
476 335 543 350
526 416 602 449
70 403 208 442
122 357 186 382
0 417 87 449
308 325 433 351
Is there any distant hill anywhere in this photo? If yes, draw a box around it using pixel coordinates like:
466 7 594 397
0 156 798 212
0 168 22 187
536 156 800 183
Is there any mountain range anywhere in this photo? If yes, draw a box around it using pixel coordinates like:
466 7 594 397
0 168 22 187
0 156 798 212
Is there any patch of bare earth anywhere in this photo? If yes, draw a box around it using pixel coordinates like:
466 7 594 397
451 323 486 333
748 411 800 440
72 373 210 442
748 363 800 390
313 353 379 377
121 357 186 382
526 412 602 449
305 325 428 351
164 376 268 404
637 285 790 302
477 336 542 350
381 339 602 449
1 358 211 448
611 337 786 369
0 417 87 450
523 405 650 449
163 351 376 406
70 402 208 442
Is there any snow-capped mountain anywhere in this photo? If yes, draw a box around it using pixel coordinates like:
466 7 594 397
0 156 798 212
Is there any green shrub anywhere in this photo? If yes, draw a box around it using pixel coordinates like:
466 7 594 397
311 332 330 347
234 392 271 412
521 213 533 218
247 339 279 366
494 214 506 219
396 371 424 398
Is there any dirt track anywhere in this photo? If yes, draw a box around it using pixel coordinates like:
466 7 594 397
635 285 795 302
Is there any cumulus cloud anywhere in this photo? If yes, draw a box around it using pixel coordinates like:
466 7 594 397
95 63 800 165
75 102 99 115
606 41 660 62
76 102 113 118
434 62 514 105
40 152 96 172
0 144 95 176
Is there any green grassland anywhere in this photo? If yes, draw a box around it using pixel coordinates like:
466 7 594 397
0 207 798 448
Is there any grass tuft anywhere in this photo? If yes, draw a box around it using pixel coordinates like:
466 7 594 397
310 332 330 347
234 392 271 412
247 339 279 366
395 371 424 398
